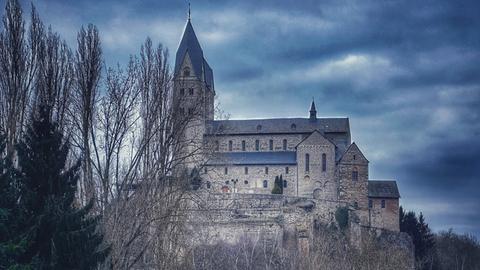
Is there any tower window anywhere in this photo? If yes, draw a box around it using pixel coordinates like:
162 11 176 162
242 140 246 151
322 153 327 172
244 167 248 175
381 200 386 208
354 202 358 209
215 140 219 151
269 139 273 151
291 123 296 130
206 181 211 189
369 199 373 209
228 140 233 151
352 170 358 181
305 153 310 172
256 125 262 131
353 155 356 160
285 167 289 174
263 180 268 188
255 140 260 151
189 88 194 95
224 167 228 175
183 67 190 77
188 108 194 115
283 180 287 188
180 88 185 96
283 139 287 150
265 167 269 174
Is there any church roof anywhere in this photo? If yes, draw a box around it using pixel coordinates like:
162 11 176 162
175 20 214 89
206 118 350 135
368 180 400 198
207 151 297 166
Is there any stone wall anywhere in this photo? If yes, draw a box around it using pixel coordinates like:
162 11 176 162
368 198 400 231
211 134 305 152
204 165 298 195
296 131 337 199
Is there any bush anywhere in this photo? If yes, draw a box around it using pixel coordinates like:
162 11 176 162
335 206 349 230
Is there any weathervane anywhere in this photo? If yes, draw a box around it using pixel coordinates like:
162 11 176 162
188 2 191 20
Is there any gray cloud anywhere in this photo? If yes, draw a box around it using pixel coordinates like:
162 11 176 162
15 0 480 237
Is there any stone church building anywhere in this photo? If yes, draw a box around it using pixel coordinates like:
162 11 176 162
174 17 401 232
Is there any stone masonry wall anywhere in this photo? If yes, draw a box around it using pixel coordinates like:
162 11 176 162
368 198 400 231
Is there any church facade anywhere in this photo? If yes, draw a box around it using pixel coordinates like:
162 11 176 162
174 18 400 232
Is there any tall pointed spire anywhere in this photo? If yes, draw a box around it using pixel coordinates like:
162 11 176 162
188 2 191 21
309 98 317 121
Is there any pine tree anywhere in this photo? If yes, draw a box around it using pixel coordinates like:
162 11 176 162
11 107 109 269
271 175 283 194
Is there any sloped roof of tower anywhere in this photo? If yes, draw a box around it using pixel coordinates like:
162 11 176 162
310 100 316 112
175 19 214 89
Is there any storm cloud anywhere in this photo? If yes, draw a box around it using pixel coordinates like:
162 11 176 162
18 0 480 236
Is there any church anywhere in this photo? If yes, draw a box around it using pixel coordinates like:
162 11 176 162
173 16 401 231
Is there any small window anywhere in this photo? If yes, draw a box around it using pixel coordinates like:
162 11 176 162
242 140 246 151
381 200 386 208
369 199 373 209
180 88 185 96
263 180 268 188
256 125 262 131
224 167 228 175
322 153 327 172
218 125 224 132
244 167 248 175
183 67 190 77
352 170 358 181
305 153 310 172
244 180 249 185
215 141 219 151
188 108 194 115
228 140 233 151
204 167 207 174
225 180 229 185
255 140 260 151
354 202 358 208
206 181 211 189
353 155 356 160
291 123 296 130
269 139 273 151
189 88 194 95
265 167 268 174
283 180 287 188
283 139 287 150
285 167 289 174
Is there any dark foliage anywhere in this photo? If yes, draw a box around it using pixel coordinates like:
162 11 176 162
435 229 480 270
271 174 283 194
0 107 109 269
335 206 349 230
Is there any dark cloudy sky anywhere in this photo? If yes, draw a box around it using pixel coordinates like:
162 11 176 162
16 0 480 237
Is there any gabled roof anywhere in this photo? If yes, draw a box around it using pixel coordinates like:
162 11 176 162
175 20 214 89
205 117 350 135
295 130 335 148
207 151 297 166
368 180 400 198
338 142 369 163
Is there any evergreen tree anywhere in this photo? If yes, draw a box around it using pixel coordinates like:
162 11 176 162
399 206 435 269
271 175 283 194
10 107 108 269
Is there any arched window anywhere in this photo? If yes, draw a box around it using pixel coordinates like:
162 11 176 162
291 123 296 130
256 125 262 131
354 202 358 208
322 153 327 172
352 169 358 181
305 153 310 172
224 167 228 175
228 140 233 151
263 180 268 188
283 139 287 150
183 67 190 77
269 139 273 150
255 140 260 151
215 140 219 151
244 167 248 175
283 180 287 188
381 200 386 208
206 181 211 189
242 140 246 151
265 167 269 174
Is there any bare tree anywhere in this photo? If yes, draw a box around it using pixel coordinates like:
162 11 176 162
71 24 102 205
0 0 42 159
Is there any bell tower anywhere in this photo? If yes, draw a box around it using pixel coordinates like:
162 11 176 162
173 10 215 167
